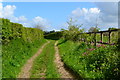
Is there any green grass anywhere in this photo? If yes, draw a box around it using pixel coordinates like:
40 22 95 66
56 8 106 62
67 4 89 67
58 39 119 79
2 38 47 78
96 32 118 43
30 40 60 78
0 44 2 79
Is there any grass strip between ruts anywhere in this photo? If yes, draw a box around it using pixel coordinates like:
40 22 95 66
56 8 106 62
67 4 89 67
30 40 60 78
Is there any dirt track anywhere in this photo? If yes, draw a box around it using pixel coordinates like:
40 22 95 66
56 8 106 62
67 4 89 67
54 41 75 78
18 41 50 78
18 41 76 78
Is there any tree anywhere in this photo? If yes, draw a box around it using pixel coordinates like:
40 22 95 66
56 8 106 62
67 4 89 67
108 27 117 31
88 27 100 32
34 24 43 30
62 18 84 41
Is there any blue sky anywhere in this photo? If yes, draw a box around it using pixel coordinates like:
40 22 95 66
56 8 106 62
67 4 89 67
1 2 118 31
3 0 119 2
3 2 96 18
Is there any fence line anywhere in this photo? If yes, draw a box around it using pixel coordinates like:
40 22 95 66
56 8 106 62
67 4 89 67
79 29 120 46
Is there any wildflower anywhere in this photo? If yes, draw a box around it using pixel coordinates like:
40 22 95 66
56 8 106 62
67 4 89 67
97 44 102 47
82 52 87 56
111 43 115 45
102 44 104 46
101 44 106 48
89 48 95 51
99 40 102 43
84 52 87 55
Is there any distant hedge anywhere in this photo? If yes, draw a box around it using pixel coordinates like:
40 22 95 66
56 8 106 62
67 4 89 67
1 18 44 44
44 32 62 40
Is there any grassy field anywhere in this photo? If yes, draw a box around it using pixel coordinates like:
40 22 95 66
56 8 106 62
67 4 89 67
30 40 60 78
2 39 47 78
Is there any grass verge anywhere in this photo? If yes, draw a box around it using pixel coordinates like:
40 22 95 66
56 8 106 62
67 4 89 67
58 39 119 79
2 39 47 78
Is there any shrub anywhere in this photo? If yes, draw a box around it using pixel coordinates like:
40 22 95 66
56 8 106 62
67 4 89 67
58 39 120 79
1 18 46 78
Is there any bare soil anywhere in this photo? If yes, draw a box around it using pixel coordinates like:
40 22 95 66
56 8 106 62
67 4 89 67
54 41 75 78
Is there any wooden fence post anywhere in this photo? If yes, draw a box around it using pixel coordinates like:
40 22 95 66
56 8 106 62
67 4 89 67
81 29 119 45
90 33 92 44
109 31 111 44
94 32 96 46
100 32 103 43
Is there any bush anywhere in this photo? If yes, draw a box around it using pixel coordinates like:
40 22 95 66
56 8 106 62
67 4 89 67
1 18 46 78
58 39 120 79
1 18 44 44
44 32 62 40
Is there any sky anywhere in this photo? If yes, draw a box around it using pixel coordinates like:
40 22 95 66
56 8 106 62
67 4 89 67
2 0 119 2
0 1 118 31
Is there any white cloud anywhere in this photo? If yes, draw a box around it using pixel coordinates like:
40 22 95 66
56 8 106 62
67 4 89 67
95 2 118 30
33 16 48 26
0 4 30 27
3 5 16 18
72 8 90 17
32 16 51 30
72 8 100 18
70 7 100 31
17 16 27 22
0 3 51 30
95 2 118 24
0 3 3 17
89 8 100 14
70 2 118 31
95 2 118 16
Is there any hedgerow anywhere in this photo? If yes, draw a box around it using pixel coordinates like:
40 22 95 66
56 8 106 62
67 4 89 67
44 32 62 40
1 18 46 78
1 18 44 44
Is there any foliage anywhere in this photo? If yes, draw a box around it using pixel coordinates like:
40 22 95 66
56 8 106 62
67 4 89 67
62 18 84 41
88 27 100 32
1 18 44 44
108 27 117 31
60 18 119 44
34 24 43 30
2 39 47 78
58 39 120 79
44 31 62 40
117 30 120 51
2 18 46 78
44 30 55 35
0 45 1 79
30 41 60 78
